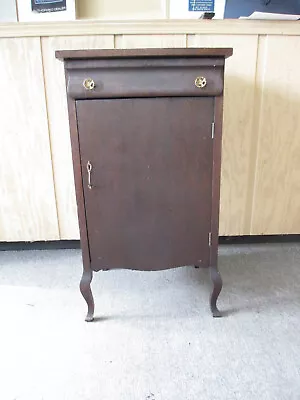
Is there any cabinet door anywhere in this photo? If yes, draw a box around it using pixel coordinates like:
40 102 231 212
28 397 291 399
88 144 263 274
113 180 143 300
76 97 214 271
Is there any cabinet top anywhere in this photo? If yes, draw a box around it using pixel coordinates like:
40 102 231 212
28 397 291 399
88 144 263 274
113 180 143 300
56 48 233 61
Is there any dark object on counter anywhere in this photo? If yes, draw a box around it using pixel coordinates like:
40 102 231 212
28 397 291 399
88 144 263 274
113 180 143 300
199 12 216 19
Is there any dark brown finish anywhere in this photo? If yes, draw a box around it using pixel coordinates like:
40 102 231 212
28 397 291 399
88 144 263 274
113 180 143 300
67 66 224 99
209 265 223 317
57 48 232 321
77 97 213 271
56 47 233 60
210 96 224 268
66 100 91 268
66 58 225 70
208 96 225 318
80 269 94 322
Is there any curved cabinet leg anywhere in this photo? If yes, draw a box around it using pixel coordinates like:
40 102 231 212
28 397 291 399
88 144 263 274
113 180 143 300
80 269 94 322
209 266 223 318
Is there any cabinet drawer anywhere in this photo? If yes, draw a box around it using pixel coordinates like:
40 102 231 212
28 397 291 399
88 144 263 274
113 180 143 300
67 66 224 99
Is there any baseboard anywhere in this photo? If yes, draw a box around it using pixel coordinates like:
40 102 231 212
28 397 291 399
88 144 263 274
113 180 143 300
219 234 300 245
0 240 81 251
0 235 299 251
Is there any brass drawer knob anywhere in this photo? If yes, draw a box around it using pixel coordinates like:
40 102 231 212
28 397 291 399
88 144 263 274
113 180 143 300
195 76 207 88
83 78 95 90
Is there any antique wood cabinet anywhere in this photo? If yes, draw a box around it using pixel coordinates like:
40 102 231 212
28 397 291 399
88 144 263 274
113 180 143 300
56 48 233 321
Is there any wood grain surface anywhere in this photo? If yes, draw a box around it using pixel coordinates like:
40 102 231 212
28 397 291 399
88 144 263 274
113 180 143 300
251 36 300 234
188 34 259 236
115 34 186 49
0 38 59 241
1 20 299 38
56 47 232 59
77 97 214 270
41 35 114 239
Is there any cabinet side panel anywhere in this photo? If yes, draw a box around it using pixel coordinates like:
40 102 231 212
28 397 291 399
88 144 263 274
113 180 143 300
211 96 223 267
66 99 91 268
41 35 114 240
0 37 59 241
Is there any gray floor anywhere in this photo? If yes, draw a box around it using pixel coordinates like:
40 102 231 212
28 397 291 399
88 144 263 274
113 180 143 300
0 243 299 400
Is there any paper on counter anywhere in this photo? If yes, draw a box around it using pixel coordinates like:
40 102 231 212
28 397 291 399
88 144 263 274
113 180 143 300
239 11 300 20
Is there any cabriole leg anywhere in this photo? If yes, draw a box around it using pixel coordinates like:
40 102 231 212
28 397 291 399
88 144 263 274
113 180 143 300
80 269 94 322
209 265 223 318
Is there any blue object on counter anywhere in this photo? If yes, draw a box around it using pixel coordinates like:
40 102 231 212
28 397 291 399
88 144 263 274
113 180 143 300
189 0 215 12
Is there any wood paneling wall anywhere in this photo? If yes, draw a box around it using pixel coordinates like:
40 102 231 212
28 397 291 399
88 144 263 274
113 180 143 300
115 34 186 48
1 26 300 241
0 38 59 241
42 35 114 240
251 36 300 234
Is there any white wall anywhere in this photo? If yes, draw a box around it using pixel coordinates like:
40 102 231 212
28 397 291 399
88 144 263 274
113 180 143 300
170 0 226 19
76 0 167 20
0 0 17 22
76 0 226 20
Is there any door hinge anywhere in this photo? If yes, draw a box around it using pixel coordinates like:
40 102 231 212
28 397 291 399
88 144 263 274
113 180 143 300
211 122 215 139
209 232 212 247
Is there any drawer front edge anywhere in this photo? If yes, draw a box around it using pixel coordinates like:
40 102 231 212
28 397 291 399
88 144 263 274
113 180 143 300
67 66 224 99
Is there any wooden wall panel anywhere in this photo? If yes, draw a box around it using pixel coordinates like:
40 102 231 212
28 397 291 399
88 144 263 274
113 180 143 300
188 35 259 236
0 30 299 241
0 38 59 241
42 35 114 240
251 36 300 234
1 20 300 38
115 34 186 49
